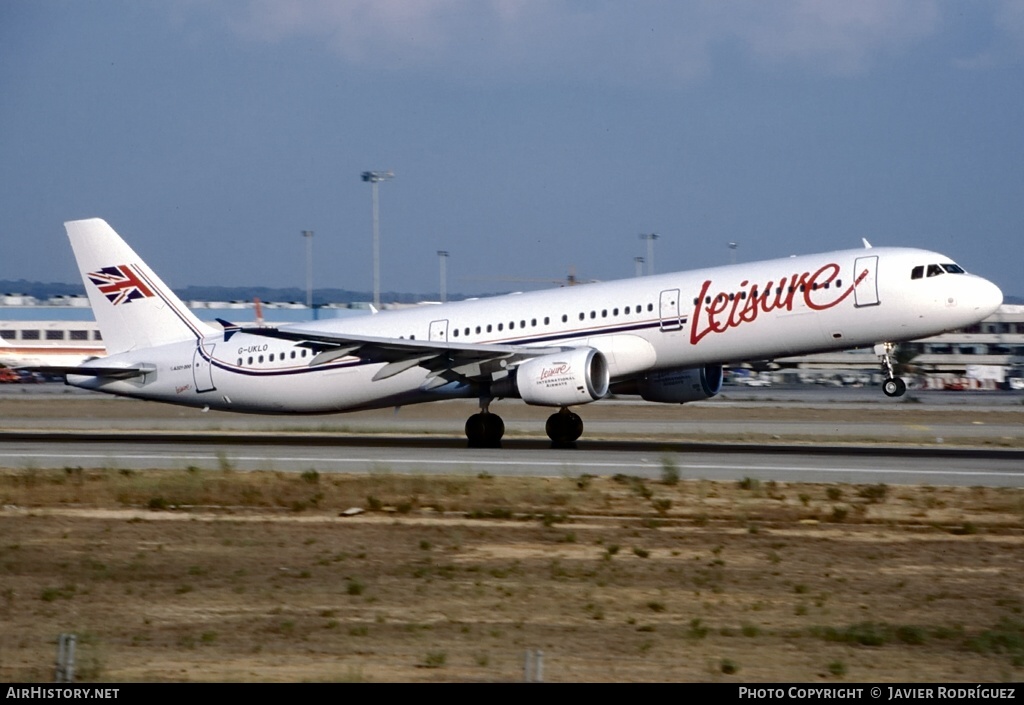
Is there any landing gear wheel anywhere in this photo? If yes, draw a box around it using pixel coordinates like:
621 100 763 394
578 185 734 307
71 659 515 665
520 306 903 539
883 377 907 398
465 413 504 448
545 409 583 448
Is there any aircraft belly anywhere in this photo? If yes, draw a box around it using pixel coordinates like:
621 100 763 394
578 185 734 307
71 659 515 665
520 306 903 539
209 362 435 414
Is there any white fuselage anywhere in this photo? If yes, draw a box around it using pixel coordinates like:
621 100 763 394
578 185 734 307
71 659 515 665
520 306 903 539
68 246 1003 413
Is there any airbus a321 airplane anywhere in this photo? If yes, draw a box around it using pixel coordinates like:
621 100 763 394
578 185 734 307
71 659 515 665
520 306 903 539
38 218 1002 447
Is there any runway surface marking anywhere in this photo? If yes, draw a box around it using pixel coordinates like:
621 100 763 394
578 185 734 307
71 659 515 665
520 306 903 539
3 451 1020 479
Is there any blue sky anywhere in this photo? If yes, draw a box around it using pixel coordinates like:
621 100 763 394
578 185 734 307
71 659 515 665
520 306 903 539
2 1 1022 298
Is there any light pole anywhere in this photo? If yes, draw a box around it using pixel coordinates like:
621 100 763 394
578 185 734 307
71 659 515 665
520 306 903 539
301 230 314 308
437 250 449 303
639 233 659 275
634 256 645 278
361 170 394 308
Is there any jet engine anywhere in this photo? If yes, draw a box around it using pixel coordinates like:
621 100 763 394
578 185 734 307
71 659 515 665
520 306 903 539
631 365 723 403
499 347 610 406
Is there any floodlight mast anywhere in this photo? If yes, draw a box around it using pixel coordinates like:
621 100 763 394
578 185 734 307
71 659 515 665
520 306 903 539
638 233 659 275
361 170 394 308
301 230 314 309
437 250 449 303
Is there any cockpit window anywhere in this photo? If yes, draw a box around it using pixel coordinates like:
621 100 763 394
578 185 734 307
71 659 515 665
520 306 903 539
927 264 944 277
911 266 924 280
941 263 965 274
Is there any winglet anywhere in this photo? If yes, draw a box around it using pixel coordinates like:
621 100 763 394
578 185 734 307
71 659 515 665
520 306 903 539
862 238 873 249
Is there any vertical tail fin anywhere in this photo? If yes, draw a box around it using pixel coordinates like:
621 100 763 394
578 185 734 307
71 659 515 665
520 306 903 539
66 218 215 355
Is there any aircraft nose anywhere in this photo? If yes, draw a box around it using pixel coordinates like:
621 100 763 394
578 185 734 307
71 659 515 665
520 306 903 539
974 277 1003 317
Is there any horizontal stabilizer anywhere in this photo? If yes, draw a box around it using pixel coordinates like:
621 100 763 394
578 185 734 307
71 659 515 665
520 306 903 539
19 365 152 380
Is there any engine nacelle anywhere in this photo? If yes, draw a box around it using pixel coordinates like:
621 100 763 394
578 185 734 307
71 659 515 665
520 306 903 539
635 365 723 403
507 348 610 407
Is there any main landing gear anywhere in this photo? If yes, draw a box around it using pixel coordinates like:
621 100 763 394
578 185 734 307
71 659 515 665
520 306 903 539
465 399 505 449
464 400 585 449
876 342 907 398
545 407 583 448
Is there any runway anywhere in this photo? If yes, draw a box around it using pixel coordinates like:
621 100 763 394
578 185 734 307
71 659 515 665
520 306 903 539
2 431 1022 487
1 385 1021 486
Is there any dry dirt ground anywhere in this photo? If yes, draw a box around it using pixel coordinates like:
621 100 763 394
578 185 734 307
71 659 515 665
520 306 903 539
2 469 1023 683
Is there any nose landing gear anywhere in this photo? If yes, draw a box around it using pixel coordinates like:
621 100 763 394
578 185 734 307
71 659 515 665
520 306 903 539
876 342 907 397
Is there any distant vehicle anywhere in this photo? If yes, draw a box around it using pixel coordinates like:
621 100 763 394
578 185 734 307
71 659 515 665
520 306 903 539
31 217 1003 447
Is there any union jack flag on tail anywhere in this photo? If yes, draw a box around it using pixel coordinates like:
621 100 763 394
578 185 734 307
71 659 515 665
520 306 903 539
88 265 155 305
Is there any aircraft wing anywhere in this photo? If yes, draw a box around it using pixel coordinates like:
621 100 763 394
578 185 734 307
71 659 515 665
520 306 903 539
224 322 569 383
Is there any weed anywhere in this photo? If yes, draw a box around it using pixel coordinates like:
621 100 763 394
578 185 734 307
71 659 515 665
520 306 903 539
633 547 650 558
423 651 447 668
300 469 320 484
857 484 888 503
688 618 709 639
40 585 76 602
347 578 365 596
215 451 234 473
738 477 760 493
826 487 842 501
827 660 847 677
661 456 680 485
720 658 739 674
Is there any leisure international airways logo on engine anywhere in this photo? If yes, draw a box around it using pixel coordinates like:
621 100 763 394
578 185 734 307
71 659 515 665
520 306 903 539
88 265 155 305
